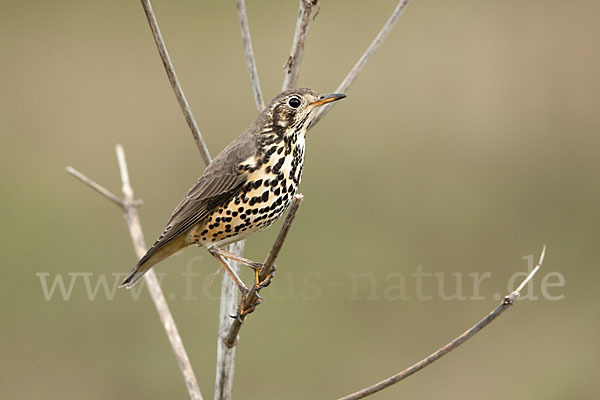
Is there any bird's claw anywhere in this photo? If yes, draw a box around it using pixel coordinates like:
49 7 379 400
229 287 261 321
227 265 278 321
252 286 263 301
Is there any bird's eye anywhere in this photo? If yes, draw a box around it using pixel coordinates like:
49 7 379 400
288 97 301 108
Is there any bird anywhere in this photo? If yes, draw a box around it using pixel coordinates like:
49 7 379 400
120 88 346 314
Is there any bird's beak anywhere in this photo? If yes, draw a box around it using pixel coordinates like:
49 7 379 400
310 93 347 108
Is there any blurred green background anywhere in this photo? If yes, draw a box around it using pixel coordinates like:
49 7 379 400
2 0 598 399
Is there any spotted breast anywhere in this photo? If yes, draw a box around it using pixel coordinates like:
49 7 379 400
189 129 305 247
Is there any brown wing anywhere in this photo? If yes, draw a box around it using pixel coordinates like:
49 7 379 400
137 132 257 267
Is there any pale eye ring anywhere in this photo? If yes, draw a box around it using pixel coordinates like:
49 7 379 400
288 97 301 108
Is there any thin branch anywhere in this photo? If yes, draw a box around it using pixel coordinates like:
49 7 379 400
224 194 304 347
282 0 319 90
337 245 547 400
236 0 264 111
140 0 212 165
115 144 203 400
66 147 204 400
214 241 244 400
311 0 411 127
116 145 203 400
65 166 125 208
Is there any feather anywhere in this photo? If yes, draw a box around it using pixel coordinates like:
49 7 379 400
135 130 257 268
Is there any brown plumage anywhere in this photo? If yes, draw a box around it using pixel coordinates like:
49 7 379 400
120 88 345 288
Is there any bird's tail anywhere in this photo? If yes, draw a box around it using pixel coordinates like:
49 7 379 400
119 263 153 289
119 235 188 289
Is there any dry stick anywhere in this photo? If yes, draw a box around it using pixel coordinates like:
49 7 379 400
115 145 203 400
311 0 411 128
214 240 244 400
224 194 304 347
140 0 212 165
66 146 203 400
282 0 319 90
337 245 547 400
236 0 264 111
65 166 125 208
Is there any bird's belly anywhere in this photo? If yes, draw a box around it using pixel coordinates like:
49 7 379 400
189 177 299 248
190 191 294 248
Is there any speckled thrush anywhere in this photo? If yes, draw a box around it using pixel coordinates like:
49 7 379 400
120 88 345 312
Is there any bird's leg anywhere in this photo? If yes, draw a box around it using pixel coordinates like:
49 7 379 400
208 247 248 298
209 246 263 269
209 246 276 294
208 248 250 316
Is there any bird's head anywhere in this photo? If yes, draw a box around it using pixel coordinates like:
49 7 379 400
261 88 346 136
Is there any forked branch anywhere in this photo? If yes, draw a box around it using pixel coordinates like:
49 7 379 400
71 0 540 398
67 145 203 400
135 0 413 398
337 245 547 400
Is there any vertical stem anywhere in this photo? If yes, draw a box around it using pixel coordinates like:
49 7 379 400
214 241 244 400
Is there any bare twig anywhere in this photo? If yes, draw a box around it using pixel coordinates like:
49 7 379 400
236 0 264 111
224 194 304 347
311 0 411 127
65 166 125 208
116 145 203 400
337 245 547 400
282 0 319 90
66 147 204 400
214 241 244 400
140 0 212 165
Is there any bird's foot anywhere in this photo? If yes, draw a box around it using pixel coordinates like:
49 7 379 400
252 264 277 292
229 286 262 321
